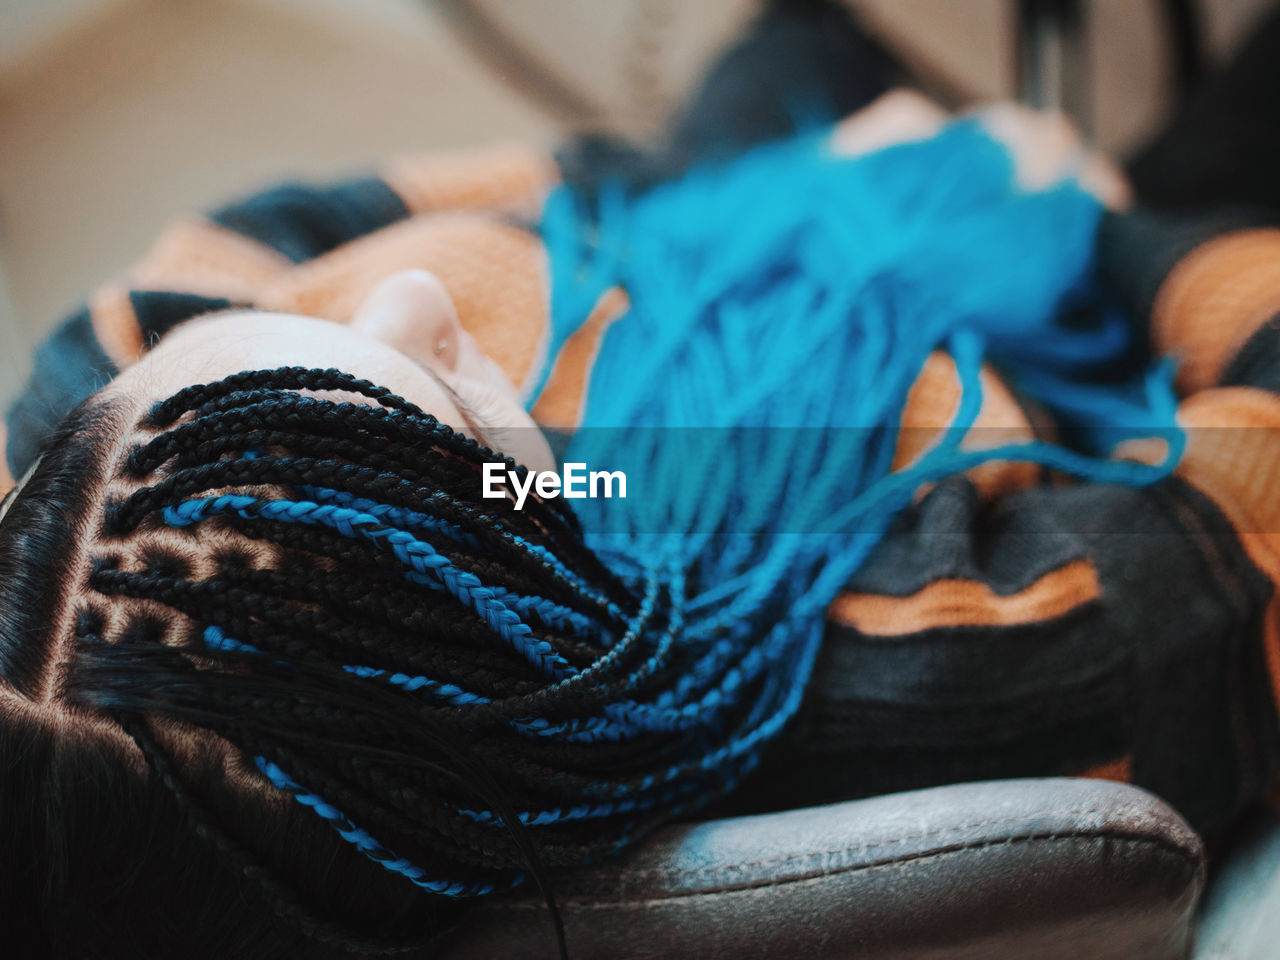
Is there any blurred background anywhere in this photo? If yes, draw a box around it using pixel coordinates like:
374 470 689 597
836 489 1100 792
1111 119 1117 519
0 0 1275 404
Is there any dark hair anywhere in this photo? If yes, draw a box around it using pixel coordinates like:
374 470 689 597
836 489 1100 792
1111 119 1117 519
0 390 476 957
1 367 710 957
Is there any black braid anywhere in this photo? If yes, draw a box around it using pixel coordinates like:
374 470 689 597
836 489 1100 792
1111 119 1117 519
74 369 700 957
144 367 419 428
244 738 533 871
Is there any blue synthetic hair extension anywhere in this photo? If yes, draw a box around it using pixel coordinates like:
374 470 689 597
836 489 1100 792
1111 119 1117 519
523 115 1183 796
255 757 505 898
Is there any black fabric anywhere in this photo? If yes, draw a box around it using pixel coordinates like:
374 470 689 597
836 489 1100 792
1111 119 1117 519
209 177 409 263
1097 208 1278 330
130 292 239 348
719 476 1280 839
557 0 904 200
1136 477 1280 834
669 0 903 164
1221 314 1280 393
845 477 1086 597
553 136 689 203
5 309 116 478
1130 5 1280 213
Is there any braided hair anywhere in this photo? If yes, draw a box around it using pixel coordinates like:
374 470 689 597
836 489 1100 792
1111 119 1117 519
62 366 763 955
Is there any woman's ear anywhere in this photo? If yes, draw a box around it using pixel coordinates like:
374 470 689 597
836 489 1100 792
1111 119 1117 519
350 269 463 373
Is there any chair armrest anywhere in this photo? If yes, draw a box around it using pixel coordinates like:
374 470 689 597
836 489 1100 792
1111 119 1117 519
442 777 1204 960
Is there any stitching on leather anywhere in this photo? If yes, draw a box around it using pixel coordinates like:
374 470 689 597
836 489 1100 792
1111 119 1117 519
596 806 1114 881
493 832 1204 910
630 824 1199 887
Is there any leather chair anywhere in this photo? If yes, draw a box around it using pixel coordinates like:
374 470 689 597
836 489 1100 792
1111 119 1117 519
442 777 1207 959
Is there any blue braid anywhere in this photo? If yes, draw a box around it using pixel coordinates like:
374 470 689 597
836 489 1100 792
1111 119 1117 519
342 665 491 707
202 625 260 655
255 758 512 897
299 484 482 551
201 627 490 706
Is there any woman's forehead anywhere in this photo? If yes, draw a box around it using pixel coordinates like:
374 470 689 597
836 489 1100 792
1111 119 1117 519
104 310 468 429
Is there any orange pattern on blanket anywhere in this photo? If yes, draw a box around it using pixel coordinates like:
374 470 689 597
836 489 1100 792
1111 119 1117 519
893 350 1040 498
531 287 629 430
0 421 12 497
381 143 558 220
1175 387 1280 706
129 216 291 304
260 213 550 390
88 286 144 368
829 558 1101 636
1076 756 1133 783
1153 229 1280 394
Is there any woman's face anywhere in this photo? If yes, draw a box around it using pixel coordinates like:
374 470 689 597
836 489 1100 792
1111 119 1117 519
104 269 556 473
